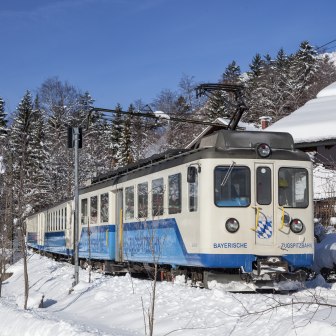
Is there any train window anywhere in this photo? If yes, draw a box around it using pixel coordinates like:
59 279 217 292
169 173 181 214
189 169 198 212
125 186 135 220
81 199 88 225
256 167 272 205
152 178 164 216
138 182 148 218
90 196 98 224
214 166 250 207
100 193 109 223
61 208 64 230
278 168 308 208
57 210 60 230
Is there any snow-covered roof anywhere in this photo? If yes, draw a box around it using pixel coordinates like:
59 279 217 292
266 81 336 145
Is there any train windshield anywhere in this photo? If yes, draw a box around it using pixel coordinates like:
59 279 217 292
278 167 308 208
214 166 250 207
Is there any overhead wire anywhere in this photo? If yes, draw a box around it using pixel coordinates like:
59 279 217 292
316 38 336 51
90 107 229 128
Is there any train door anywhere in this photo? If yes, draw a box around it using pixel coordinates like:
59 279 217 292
115 189 124 261
38 213 45 247
254 164 275 246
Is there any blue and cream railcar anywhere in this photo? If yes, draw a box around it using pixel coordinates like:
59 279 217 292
27 129 314 285
26 200 73 256
77 130 313 283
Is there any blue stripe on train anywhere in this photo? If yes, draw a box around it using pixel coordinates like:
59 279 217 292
41 225 116 259
44 231 68 255
78 224 115 259
33 219 313 272
27 232 38 249
122 218 313 272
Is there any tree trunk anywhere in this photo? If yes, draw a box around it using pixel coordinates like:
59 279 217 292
20 227 29 310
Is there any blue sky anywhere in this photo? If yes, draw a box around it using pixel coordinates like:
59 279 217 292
1 0 336 112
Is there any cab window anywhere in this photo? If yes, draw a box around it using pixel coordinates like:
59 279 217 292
214 166 250 207
278 168 308 208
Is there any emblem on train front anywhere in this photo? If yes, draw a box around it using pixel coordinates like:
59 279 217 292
256 217 273 239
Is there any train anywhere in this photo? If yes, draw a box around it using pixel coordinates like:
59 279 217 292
26 129 314 290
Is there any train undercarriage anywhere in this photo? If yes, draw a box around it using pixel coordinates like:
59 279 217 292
36 249 308 293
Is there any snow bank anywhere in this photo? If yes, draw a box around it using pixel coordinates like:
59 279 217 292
317 81 336 98
1 253 336 335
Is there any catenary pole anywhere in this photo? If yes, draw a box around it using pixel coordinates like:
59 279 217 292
73 127 79 286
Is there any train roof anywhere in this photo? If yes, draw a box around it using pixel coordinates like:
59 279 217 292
82 130 310 193
196 130 295 150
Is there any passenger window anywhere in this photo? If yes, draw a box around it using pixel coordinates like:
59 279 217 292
61 208 64 230
138 182 148 218
125 186 135 219
100 193 109 223
189 170 198 212
57 209 61 230
214 166 250 207
169 173 181 214
81 199 88 225
90 196 98 224
152 178 164 216
256 167 272 205
279 168 308 208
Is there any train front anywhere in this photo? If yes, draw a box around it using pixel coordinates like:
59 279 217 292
196 130 314 290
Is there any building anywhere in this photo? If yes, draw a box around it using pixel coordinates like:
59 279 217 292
267 81 336 222
266 81 336 167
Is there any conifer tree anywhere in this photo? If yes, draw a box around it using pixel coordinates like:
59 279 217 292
119 104 135 167
78 91 110 179
9 90 38 309
111 104 124 168
206 61 243 121
165 96 192 149
249 53 263 79
222 60 241 83
29 95 50 210
289 41 319 108
0 98 7 140
38 77 79 202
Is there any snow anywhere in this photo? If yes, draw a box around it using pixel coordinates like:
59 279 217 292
266 81 336 144
316 81 336 98
1 253 336 335
313 164 336 199
153 111 170 120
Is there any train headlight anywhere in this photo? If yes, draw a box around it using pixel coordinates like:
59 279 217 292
225 218 239 233
290 218 304 234
256 143 271 158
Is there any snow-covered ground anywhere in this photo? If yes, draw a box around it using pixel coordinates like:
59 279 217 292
1 253 336 336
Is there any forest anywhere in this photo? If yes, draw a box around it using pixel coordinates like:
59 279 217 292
0 40 336 245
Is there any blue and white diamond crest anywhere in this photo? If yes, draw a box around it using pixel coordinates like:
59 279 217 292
256 218 273 239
